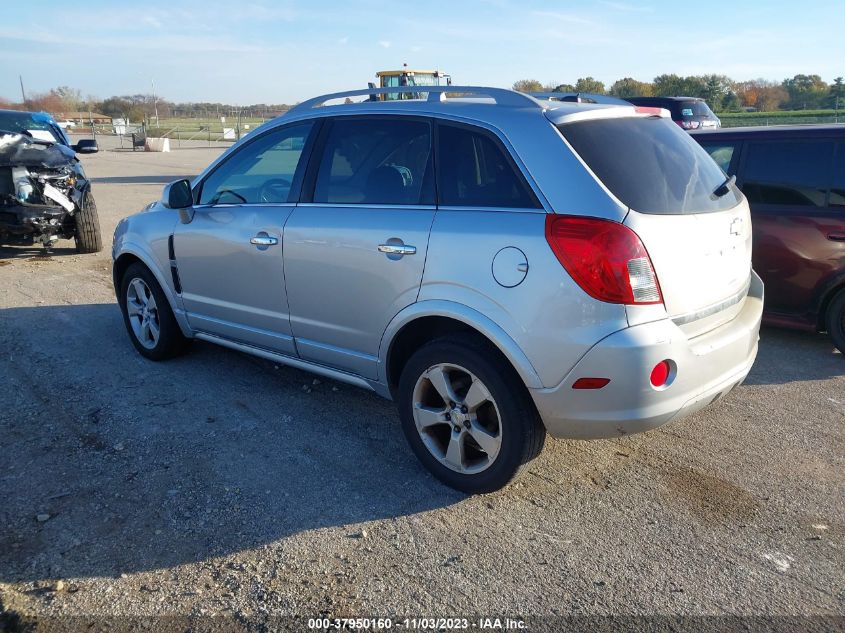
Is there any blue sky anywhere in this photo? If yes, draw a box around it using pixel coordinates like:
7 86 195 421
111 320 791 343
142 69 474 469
1 0 843 104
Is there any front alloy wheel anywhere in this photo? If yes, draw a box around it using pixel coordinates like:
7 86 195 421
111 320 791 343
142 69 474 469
125 277 160 350
118 262 189 361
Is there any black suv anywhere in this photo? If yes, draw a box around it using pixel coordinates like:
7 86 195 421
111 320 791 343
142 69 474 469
0 109 102 252
626 96 721 130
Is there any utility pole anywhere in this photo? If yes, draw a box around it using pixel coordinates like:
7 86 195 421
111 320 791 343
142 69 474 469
151 78 159 124
19 75 26 104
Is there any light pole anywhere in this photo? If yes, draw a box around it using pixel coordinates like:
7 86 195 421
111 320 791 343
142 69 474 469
151 78 159 125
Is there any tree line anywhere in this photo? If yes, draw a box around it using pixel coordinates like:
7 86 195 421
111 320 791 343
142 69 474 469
3 73 843 120
513 74 845 112
0 87 293 122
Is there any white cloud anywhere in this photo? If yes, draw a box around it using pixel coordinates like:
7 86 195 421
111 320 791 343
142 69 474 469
239 4 299 21
531 10 593 25
599 1 654 12
378 40 391 48
142 16 162 29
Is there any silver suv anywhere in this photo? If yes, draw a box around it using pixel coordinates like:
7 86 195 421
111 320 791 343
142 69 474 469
112 86 763 493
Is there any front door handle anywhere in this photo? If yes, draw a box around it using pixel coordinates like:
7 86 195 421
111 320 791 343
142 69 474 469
828 232 845 242
250 235 278 246
378 243 416 256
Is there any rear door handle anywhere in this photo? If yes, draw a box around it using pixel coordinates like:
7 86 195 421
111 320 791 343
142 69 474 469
250 235 278 246
828 232 845 242
378 243 416 256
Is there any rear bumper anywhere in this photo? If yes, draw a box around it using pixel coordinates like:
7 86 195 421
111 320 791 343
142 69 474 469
530 271 763 439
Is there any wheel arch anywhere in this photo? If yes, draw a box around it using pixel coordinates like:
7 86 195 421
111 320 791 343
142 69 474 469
113 245 192 338
815 273 845 332
380 300 544 397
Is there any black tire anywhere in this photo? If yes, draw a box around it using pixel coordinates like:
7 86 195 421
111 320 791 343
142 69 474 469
826 289 845 355
397 335 546 494
74 188 103 253
118 262 189 361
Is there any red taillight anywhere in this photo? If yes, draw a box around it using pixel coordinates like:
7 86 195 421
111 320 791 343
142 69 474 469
572 377 611 390
650 360 671 387
545 215 663 305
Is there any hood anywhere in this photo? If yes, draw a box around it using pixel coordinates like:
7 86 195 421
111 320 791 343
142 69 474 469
0 132 75 169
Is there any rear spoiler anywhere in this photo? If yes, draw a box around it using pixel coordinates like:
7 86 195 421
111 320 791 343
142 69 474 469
529 92 631 106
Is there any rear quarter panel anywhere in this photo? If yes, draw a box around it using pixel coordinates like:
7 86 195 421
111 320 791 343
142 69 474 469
418 210 628 388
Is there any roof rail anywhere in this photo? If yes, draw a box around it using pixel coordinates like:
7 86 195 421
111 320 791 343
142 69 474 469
529 92 630 106
288 85 540 114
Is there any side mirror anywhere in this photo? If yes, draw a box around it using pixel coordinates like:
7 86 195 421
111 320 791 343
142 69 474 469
162 179 193 209
73 139 98 154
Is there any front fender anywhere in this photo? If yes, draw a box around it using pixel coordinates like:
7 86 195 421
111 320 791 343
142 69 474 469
112 225 192 338
378 299 544 390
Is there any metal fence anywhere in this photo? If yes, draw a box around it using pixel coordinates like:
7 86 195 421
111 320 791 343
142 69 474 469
82 119 275 146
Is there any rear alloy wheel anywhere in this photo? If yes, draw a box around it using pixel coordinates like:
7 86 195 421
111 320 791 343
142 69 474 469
826 289 845 355
398 336 545 493
119 262 188 360
412 363 503 475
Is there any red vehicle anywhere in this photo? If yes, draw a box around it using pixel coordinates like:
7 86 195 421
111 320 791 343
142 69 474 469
693 125 845 353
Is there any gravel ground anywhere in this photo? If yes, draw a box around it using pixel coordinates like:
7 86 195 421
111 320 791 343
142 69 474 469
1 137 843 632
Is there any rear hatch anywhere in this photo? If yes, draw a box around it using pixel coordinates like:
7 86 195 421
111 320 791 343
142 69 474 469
558 114 751 332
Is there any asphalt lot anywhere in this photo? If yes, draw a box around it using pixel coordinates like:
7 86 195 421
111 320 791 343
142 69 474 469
0 135 843 630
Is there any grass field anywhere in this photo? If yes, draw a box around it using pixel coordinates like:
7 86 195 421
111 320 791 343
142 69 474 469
718 108 843 127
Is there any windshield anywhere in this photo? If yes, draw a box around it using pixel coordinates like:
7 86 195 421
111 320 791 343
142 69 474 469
408 74 440 86
559 116 740 214
0 111 65 144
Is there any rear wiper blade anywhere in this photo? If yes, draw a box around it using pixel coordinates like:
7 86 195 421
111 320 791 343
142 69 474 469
712 174 736 198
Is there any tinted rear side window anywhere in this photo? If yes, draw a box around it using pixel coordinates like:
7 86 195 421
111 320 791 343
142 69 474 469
437 123 540 208
313 117 434 205
699 142 737 173
742 140 834 208
559 117 740 214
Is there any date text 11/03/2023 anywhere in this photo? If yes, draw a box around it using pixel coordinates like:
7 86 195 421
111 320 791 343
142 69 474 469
307 617 527 630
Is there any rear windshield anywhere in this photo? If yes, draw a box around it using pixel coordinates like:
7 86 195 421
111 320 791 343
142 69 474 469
559 116 740 215
676 100 714 119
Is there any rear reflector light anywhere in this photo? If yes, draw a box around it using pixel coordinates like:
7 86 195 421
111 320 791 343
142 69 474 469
572 377 611 389
545 215 663 305
650 360 671 387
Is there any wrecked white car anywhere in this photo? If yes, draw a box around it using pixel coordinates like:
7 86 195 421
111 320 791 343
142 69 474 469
0 110 101 252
